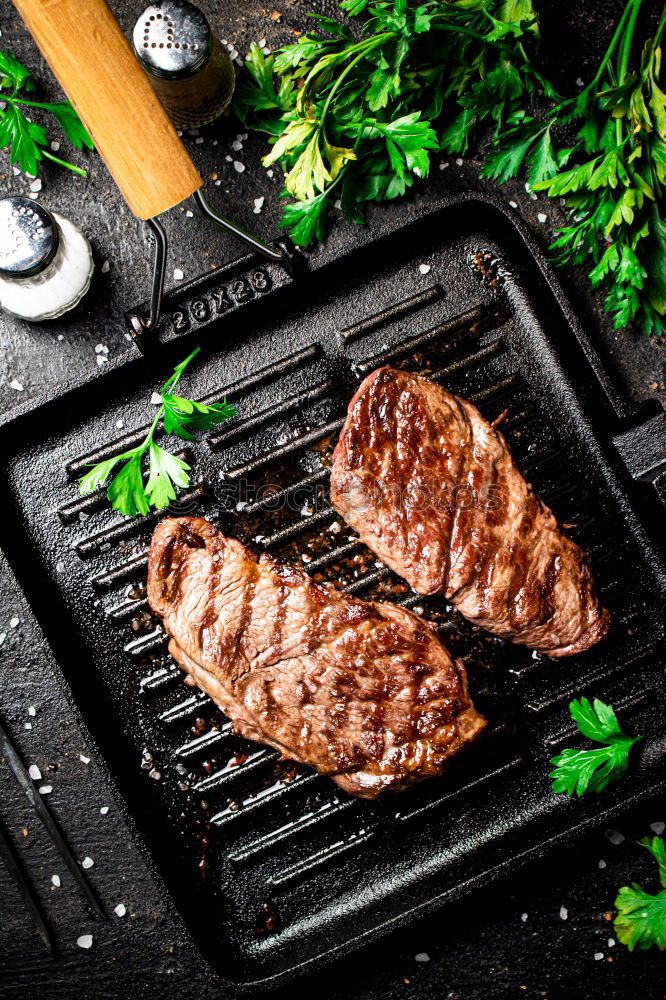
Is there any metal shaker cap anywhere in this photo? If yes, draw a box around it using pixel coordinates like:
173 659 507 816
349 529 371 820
0 197 59 278
133 1 211 79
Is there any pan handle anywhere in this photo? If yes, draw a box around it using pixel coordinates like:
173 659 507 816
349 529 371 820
12 0 202 220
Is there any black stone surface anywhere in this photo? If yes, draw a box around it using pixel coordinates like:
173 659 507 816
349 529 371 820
0 2 663 998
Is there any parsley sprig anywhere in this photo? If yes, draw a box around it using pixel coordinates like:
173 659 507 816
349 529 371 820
549 697 641 797
614 836 666 951
483 0 666 335
0 48 93 177
79 349 236 517
235 0 550 247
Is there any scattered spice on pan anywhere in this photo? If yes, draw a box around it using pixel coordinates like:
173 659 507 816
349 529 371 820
79 348 236 517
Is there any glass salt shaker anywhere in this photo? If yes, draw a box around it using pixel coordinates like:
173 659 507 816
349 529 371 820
0 197 94 322
133 1 235 130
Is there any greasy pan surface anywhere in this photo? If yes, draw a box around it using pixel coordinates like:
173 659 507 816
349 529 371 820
0 198 663 989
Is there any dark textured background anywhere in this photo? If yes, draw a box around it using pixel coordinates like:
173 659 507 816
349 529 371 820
0 2 664 998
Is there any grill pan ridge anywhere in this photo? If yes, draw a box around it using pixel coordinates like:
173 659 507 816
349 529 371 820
0 196 664 990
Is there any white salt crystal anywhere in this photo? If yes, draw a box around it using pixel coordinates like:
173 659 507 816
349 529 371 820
419 263 431 274
267 169 274 179
521 913 528 922
576 77 584 87
415 952 430 962
608 938 615 948
50 141 60 151
605 829 624 845
79 754 90 764
150 392 162 405
100 806 109 815
594 952 603 961
96 355 108 366
538 213 547 223
173 268 184 280
101 260 110 273
114 903 126 917
598 859 607 868
0 633 6 646
232 140 243 151
509 201 518 208
10 618 19 628
81 856 94 869
455 157 463 166
51 874 61 887
24 723 32 730
28 706 36 716
185 210 194 218
559 906 568 920
253 196 265 214
650 821 665 835
233 161 245 173
115 419 124 429
29 178 42 193
28 764 41 781
39 784 53 795
77 934 93 949
10 380 23 391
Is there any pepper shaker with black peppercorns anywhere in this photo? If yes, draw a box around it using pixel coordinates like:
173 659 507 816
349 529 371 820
133 1 235 129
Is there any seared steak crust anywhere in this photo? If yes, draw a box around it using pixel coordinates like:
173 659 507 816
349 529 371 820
147 517 485 799
330 367 611 657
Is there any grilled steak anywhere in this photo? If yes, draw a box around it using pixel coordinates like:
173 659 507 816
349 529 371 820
330 367 611 657
147 516 485 799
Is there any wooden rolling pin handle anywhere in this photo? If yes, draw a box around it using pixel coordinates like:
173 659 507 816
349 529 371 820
12 0 202 220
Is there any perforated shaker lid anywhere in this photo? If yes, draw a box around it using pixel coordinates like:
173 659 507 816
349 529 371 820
133 1 212 79
0 197 59 278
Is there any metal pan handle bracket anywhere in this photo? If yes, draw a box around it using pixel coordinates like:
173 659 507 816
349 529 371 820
129 191 289 342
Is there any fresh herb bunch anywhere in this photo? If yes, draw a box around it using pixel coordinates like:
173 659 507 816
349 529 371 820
0 48 93 177
483 0 666 335
614 836 666 951
235 0 550 247
79 349 236 517
549 697 641 797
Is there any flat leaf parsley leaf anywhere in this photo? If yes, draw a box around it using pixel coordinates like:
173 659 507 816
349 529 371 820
614 837 666 951
0 46 93 177
79 348 236 517
549 697 641 797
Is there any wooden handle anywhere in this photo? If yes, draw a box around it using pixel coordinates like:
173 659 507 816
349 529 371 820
13 0 202 219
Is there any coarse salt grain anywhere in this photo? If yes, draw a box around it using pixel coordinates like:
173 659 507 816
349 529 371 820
96 355 108 367
50 141 60 151
650 821 665 835
51 874 60 887
10 380 23 391
101 260 110 274
232 140 243 151
605 829 624 845
598 859 607 868
419 263 431 274
267 169 274 179
100 806 109 815
233 161 245 173
80 754 90 764
608 938 615 948
39 784 53 795
24 722 32 730
594 952 603 961
81 856 94 869
173 268 184 280
29 179 42 193
521 913 528 922
77 934 93 949
185 210 194 218
28 706 36 716
0 633 5 646
415 953 430 963
10 617 19 628
559 906 568 920
29 764 41 781
455 157 463 166
150 392 162 405
538 213 547 223
114 903 126 917
576 77 584 87
253 196 265 214
115 419 124 429
509 201 518 208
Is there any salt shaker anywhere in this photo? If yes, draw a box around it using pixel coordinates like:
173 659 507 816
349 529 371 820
132 1 235 129
0 197 94 322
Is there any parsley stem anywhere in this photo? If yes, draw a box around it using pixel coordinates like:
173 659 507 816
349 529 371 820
617 0 643 82
586 0 638 92
41 149 86 176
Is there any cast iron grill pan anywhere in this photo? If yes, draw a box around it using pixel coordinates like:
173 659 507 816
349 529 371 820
0 198 663 989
